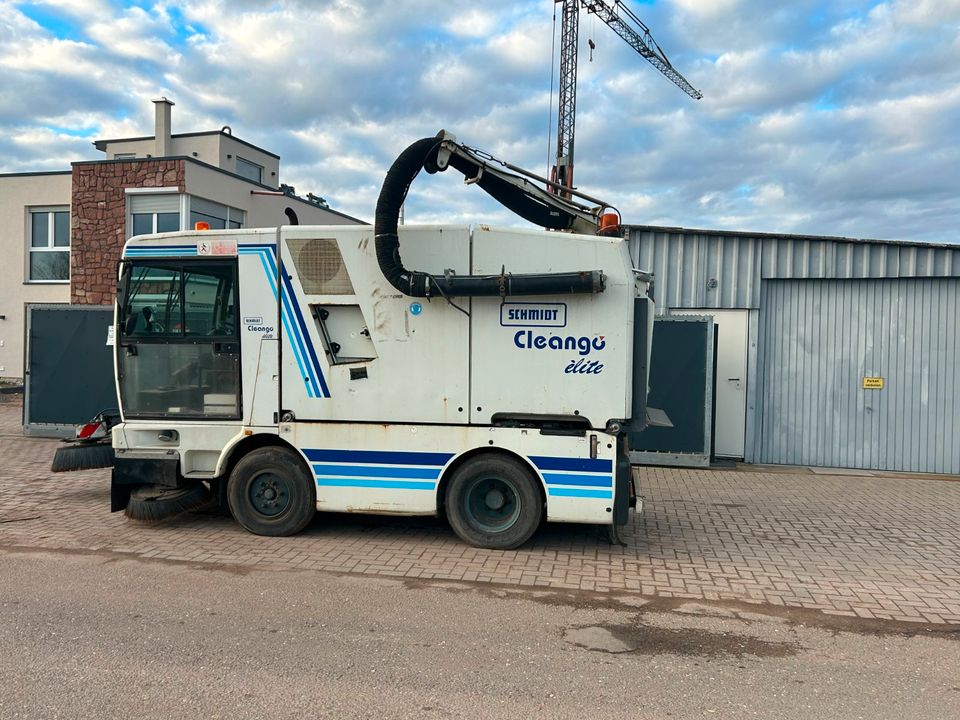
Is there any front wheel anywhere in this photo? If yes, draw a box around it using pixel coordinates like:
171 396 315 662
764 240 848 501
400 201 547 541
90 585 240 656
445 455 543 550
227 447 316 536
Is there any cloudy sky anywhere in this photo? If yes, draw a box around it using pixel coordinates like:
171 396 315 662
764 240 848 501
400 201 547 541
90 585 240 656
2 0 959 242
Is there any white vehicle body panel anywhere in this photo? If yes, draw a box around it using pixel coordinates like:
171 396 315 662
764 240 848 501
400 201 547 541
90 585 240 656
113 224 651 528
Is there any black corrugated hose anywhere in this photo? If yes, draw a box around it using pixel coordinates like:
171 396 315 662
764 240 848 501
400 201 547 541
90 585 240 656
373 132 605 298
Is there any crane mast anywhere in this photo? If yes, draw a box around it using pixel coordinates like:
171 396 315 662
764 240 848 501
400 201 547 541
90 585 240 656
553 0 580 194
551 0 702 197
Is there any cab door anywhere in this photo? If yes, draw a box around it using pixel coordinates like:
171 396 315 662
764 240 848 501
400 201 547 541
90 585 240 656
117 259 241 420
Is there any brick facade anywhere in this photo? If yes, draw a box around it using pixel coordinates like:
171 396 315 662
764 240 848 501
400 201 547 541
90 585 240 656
70 159 185 304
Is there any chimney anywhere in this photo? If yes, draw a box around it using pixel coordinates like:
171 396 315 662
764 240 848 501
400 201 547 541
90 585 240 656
153 97 174 156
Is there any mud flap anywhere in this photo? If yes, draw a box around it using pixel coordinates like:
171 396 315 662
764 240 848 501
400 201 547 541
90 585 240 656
613 440 632 526
110 457 179 512
110 468 132 513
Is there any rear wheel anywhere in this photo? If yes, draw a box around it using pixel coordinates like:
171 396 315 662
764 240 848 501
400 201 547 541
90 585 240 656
227 447 316 536
445 455 543 549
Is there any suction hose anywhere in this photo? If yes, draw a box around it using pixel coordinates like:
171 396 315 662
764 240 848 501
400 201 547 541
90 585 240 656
373 133 605 298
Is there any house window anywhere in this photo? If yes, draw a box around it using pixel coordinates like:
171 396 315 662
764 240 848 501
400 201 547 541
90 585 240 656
129 194 182 237
114 153 136 160
132 212 180 235
189 197 245 230
235 157 263 184
28 207 70 282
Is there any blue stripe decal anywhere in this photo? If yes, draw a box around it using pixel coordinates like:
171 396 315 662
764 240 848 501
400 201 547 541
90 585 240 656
280 268 330 398
305 448 454 466
530 456 613 473
279 278 318 397
548 487 613 499
542 472 612 487
239 243 329 398
316 478 436 491
126 244 197 250
240 248 315 397
241 245 318 397
125 250 198 257
125 245 198 257
313 464 441 479
239 245 315 397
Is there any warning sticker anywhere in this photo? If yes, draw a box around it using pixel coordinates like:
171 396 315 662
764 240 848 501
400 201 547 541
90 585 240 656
197 238 237 256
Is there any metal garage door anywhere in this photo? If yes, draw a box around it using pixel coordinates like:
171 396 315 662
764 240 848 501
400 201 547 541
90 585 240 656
756 278 960 474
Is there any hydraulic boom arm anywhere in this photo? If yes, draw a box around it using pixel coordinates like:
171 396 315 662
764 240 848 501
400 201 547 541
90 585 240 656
374 131 621 299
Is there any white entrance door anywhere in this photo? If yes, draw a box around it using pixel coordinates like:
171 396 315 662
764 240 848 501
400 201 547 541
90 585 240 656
670 309 749 458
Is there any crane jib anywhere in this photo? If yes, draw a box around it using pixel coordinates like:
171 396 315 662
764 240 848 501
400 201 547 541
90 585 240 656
551 0 702 194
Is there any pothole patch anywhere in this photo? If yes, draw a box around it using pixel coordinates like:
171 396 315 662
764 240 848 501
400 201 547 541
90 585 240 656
564 623 800 658
564 626 636 653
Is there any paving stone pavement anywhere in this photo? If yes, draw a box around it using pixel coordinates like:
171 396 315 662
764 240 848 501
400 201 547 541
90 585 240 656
3 395 960 624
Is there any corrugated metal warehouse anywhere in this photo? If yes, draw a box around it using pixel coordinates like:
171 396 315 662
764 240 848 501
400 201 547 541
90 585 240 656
627 225 960 474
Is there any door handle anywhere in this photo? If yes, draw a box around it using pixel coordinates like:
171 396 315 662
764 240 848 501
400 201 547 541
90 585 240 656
727 377 740 382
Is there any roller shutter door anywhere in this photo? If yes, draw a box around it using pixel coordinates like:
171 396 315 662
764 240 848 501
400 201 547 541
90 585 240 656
756 278 960 473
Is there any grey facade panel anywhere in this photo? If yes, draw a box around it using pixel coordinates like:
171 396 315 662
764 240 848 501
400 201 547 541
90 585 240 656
629 226 960 314
754 278 960 474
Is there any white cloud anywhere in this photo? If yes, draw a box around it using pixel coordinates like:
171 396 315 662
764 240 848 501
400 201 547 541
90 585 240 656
86 6 179 62
444 9 498 38
0 0 957 242
753 183 785 205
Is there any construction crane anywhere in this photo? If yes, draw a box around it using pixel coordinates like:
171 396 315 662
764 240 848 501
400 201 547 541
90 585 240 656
550 0 702 196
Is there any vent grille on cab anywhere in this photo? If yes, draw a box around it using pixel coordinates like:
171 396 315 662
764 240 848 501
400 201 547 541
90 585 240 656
287 238 354 295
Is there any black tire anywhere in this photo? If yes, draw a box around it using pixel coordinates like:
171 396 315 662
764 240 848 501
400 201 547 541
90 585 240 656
227 447 316 537
445 454 543 550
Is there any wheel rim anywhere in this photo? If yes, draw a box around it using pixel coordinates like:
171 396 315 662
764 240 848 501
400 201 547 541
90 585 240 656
248 471 290 517
463 476 521 533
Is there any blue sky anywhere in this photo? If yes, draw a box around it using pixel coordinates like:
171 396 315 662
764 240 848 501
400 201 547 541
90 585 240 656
1 0 958 242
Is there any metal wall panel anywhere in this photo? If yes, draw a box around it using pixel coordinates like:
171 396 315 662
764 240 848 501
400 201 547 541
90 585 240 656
629 226 960 314
754 278 960 474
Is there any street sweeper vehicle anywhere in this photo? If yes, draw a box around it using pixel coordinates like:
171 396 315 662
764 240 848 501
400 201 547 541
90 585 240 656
107 131 657 549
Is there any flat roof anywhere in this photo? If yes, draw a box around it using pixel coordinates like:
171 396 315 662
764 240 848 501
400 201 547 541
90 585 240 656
93 130 280 160
0 170 72 178
71 155 366 224
628 223 959 250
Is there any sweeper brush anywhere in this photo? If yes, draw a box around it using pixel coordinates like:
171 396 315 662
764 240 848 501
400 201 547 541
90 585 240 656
51 443 115 473
50 410 120 473
124 482 211 523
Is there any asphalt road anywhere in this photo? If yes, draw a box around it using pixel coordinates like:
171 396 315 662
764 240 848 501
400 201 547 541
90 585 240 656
2 549 959 720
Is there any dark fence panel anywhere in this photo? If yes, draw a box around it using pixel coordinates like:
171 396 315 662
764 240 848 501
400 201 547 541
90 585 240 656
630 316 714 467
24 304 117 436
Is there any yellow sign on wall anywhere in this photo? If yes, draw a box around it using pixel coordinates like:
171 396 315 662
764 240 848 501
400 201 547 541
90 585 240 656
863 377 884 389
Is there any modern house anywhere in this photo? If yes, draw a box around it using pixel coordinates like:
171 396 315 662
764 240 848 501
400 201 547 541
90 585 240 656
0 98 364 382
